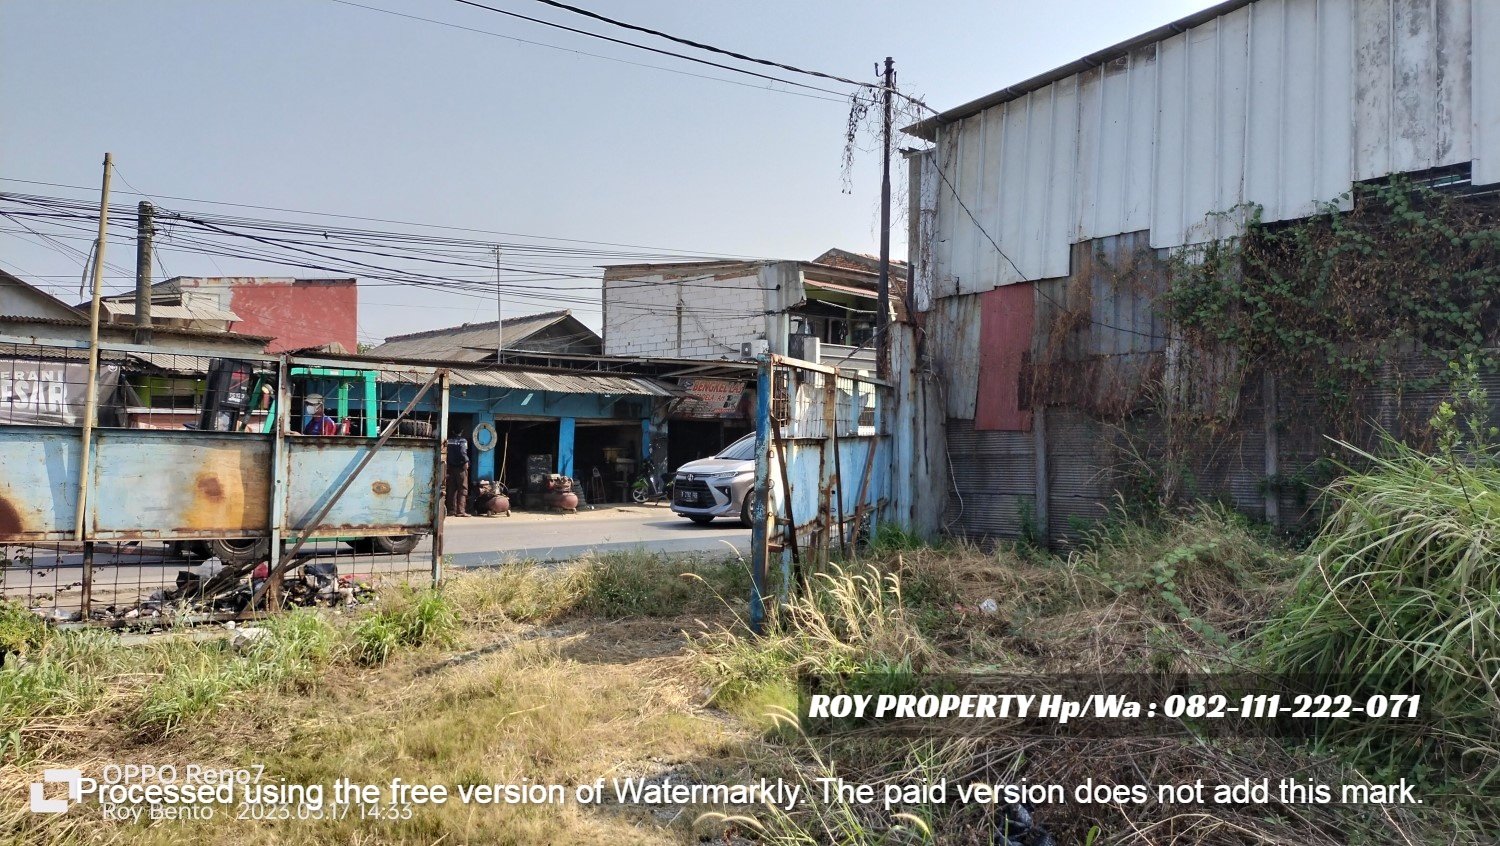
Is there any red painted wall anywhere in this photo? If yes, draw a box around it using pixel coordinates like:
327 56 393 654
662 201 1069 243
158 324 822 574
975 282 1035 431
226 280 358 353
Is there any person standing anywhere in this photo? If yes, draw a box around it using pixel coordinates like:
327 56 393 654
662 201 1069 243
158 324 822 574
445 433 470 517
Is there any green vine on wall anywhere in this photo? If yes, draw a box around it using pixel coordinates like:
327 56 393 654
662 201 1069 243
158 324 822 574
1164 177 1500 433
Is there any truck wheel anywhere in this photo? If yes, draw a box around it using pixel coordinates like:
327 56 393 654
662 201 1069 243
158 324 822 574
367 535 421 554
395 419 434 437
206 537 270 565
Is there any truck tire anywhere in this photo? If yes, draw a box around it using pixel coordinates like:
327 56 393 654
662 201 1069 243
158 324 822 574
368 535 421 555
395 419 434 438
206 537 270 565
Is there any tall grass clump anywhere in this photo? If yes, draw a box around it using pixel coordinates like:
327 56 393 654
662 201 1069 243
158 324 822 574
1068 503 1293 650
0 601 48 660
138 610 339 733
350 587 459 665
576 550 749 618
1259 435 1500 796
694 562 934 713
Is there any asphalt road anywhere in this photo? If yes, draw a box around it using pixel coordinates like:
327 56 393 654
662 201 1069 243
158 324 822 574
3 505 750 613
440 503 750 567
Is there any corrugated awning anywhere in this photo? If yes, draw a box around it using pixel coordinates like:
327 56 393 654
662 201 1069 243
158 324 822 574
127 353 216 375
390 368 683 397
102 301 241 322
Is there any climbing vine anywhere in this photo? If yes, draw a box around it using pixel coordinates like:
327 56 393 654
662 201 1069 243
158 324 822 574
1164 177 1500 434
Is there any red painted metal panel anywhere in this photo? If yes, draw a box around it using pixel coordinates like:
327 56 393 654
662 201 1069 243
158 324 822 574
227 280 358 353
975 282 1034 431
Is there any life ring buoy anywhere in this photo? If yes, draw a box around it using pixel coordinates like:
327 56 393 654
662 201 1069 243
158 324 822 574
472 421 498 452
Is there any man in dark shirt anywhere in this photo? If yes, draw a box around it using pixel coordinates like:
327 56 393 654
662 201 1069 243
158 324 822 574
446 435 470 517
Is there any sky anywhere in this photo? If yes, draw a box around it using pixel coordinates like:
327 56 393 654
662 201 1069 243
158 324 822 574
1 0 1211 345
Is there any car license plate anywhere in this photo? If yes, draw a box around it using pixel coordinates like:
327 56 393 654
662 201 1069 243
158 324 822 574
678 491 699 503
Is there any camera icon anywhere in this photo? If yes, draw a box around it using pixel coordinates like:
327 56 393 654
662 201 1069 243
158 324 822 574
29 769 83 814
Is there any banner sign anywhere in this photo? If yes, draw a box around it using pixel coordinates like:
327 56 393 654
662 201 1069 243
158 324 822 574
675 378 750 420
0 360 122 425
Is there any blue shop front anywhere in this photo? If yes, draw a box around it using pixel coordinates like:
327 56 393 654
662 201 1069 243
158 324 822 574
377 367 680 509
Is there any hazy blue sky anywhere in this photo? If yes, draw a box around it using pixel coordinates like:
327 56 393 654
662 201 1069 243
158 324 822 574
2 0 1210 344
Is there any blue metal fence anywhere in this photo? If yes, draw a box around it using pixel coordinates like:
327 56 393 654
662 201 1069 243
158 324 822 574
749 354 890 632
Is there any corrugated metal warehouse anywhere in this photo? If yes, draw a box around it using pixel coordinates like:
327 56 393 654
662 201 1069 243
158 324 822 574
905 0 1500 540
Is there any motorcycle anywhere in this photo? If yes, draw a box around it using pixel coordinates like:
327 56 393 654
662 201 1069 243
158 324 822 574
631 468 672 504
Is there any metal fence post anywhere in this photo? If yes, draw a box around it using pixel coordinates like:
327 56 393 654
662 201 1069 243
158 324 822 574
432 370 450 586
266 356 290 609
749 355 771 635
80 542 93 619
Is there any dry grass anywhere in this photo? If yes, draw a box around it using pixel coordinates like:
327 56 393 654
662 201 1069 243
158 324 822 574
689 512 1481 845
1 558 759 846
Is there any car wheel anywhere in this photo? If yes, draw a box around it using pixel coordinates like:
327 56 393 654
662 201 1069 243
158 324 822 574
740 494 755 528
689 515 715 525
206 536 270 565
368 535 421 554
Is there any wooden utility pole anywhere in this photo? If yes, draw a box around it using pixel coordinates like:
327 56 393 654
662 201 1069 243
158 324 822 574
134 200 154 344
876 56 894 380
75 153 113 539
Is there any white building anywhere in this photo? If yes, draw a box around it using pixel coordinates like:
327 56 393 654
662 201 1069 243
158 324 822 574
600 250 906 372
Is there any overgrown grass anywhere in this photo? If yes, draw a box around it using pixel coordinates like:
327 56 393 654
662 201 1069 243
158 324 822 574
444 549 751 624
349 587 458 666
140 611 340 733
0 601 48 660
1258 438 1500 811
692 561 935 723
688 508 1484 843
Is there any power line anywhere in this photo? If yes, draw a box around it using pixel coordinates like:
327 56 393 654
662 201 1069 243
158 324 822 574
444 0 853 98
515 0 881 92
0 176 781 260
325 0 848 105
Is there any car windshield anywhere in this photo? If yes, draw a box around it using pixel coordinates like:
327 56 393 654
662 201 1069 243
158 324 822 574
716 434 756 462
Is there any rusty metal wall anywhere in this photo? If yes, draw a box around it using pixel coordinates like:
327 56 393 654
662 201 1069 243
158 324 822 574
923 0 1495 301
0 426 80 540
283 438 436 532
1 338 449 622
943 418 1036 540
89 430 273 539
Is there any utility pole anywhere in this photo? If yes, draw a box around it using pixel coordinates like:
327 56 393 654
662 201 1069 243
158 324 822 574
501 244 513 363
75 153 113 540
876 56 894 380
134 201 154 344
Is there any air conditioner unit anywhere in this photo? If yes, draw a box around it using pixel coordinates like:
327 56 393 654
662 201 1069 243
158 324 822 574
739 339 770 360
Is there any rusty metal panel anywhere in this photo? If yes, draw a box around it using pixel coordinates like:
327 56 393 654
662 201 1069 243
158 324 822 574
945 418 1036 539
283 437 436 532
1046 409 1111 541
88 430 272 540
926 294 982 418
976 283 1035 431
0 425 80 540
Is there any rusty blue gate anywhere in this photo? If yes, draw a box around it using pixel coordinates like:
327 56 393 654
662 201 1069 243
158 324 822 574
0 336 449 621
749 354 890 632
